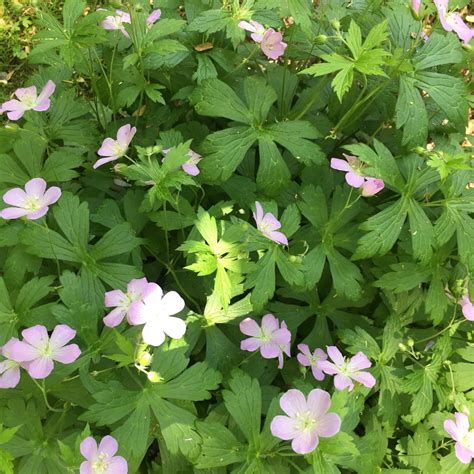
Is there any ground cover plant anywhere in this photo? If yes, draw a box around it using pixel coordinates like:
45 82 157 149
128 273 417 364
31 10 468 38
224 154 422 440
0 0 473 472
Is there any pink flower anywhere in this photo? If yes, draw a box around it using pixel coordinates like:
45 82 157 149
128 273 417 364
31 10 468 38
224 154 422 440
240 314 291 368
0 80 55 120
146 9 161 25
253 201 288 245
330 154 384 196
9 325 81 379
239 21 287 60
412 0 421 14
101 10 131 38
94 124 136 169
444 413 474 464
80 435 128 474
103 277 159 328
319 346 376 391
362 178 385 197
261 29 287 60
162 148 203 176
127 285 186 347
0 338 21 389
270 389 341 454
238 20 266 42
297 344 327 381
434 0 474 44
0 178 61 220
459 295 474 321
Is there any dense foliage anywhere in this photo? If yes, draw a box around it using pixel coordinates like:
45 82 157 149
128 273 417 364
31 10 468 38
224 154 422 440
0 0 473 472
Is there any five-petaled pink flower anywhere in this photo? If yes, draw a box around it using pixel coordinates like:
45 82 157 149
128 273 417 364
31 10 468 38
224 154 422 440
270 388 341 454
0 80 55 120
330 154 384 197
319 346 376 391
162 148 203 176
0 338 22 389
103 277 158 328
239 20 287 60
0 178 61 220
297 344 327 381
127 285 186 347
253 201 288 245
101 10 131 37
80 435 128 474
434 0 474 44
240 314 291 369
94 124 137 169
444 412 474 464
9 325 81 379
459 295 474 321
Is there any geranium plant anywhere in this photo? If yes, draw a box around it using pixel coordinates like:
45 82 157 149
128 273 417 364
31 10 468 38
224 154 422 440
0 0 472 472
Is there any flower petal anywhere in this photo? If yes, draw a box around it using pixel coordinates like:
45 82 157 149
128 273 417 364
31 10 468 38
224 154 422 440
260 341 281 359
326 346 345 366
241 337 262 352
333 374 354 391
105 456 128 474
348 352 372 371
105 290 127 308
0 207 30 219
80 436 98 460
49 324 76 350
280 389 307 417
345 171 365 188
22 325 49 349
160 291 185 316
9 340 39 362
98 138 119 157
103 308 127 328
240 318 261 337
306 389 331 419
351 370 376 389
142 321 166 347
316 412 341 438
318 360 338 375
98 435 118 457
2 188 27 207
253 201 264 225
41 187 61 206
261 314 279 333
455 412 470 434
291 430 319 454
26 207 49 220
0 365 20 388
455 442 474 464
162 316 186 340
444 419 460 441
27 357 55 379
270 415 298 440
330 158 352 172
25 178 47 198
53 344 81 364
80 461 93 474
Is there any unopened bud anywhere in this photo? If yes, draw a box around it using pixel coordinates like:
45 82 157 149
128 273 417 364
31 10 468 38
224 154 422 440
398 343 407 352
407 338 414 347
113 163 128 174
314 35 328 45
147 371 163 383
414 146 426 155
331 20 341 30
136 351 153 368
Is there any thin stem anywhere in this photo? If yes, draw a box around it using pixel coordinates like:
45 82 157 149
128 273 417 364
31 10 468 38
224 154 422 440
292 76 331 121
32 379 63 413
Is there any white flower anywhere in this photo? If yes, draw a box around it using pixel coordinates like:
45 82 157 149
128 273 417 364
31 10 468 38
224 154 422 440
128 285 186 346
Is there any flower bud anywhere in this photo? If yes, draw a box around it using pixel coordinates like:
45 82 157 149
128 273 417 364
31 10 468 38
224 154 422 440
314 34 328 45
113 163 128 174
414 146 426 155
398 343 407 352
136 351 153 368
407 338 414 347
331 19 341 30
147 371 163 383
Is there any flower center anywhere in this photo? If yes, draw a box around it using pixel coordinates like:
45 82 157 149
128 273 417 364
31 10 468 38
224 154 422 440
112 142 126 157
41 343 54 358
92 453 110 473
296 411 316 432
461 430 474 450
259 328 272 342
22 93 36 108
24 196 42 211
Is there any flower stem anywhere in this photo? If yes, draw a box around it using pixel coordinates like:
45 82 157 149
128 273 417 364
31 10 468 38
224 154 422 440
32 379 63 413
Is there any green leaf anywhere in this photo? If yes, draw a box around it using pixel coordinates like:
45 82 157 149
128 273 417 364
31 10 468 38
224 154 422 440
147 19 186 41
395 75 428 147
191 79 251 123
62 0 86 32
354 198 409 259
53 193 89 249
204 294 253 325
15 276 54 315
90 223 140 261
223 371 262 446
452 363 474 391
401 370 433 425
154 362 221 401
243 77 277 125
332 65 354 102
247 248 276 310
256 136 291 196
363 20 389 50
201 126 257 182
407 199 433 262
195 209 218 249
326 247 362 300
41 149 84 182
287 0 312 34
275 247 304 287
0 154 29 185
195 422 247 469
188 9 232 34
347 21 363 58
414 33 463 70
300 54 352 77
375 263 431 292
414 71 468 129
